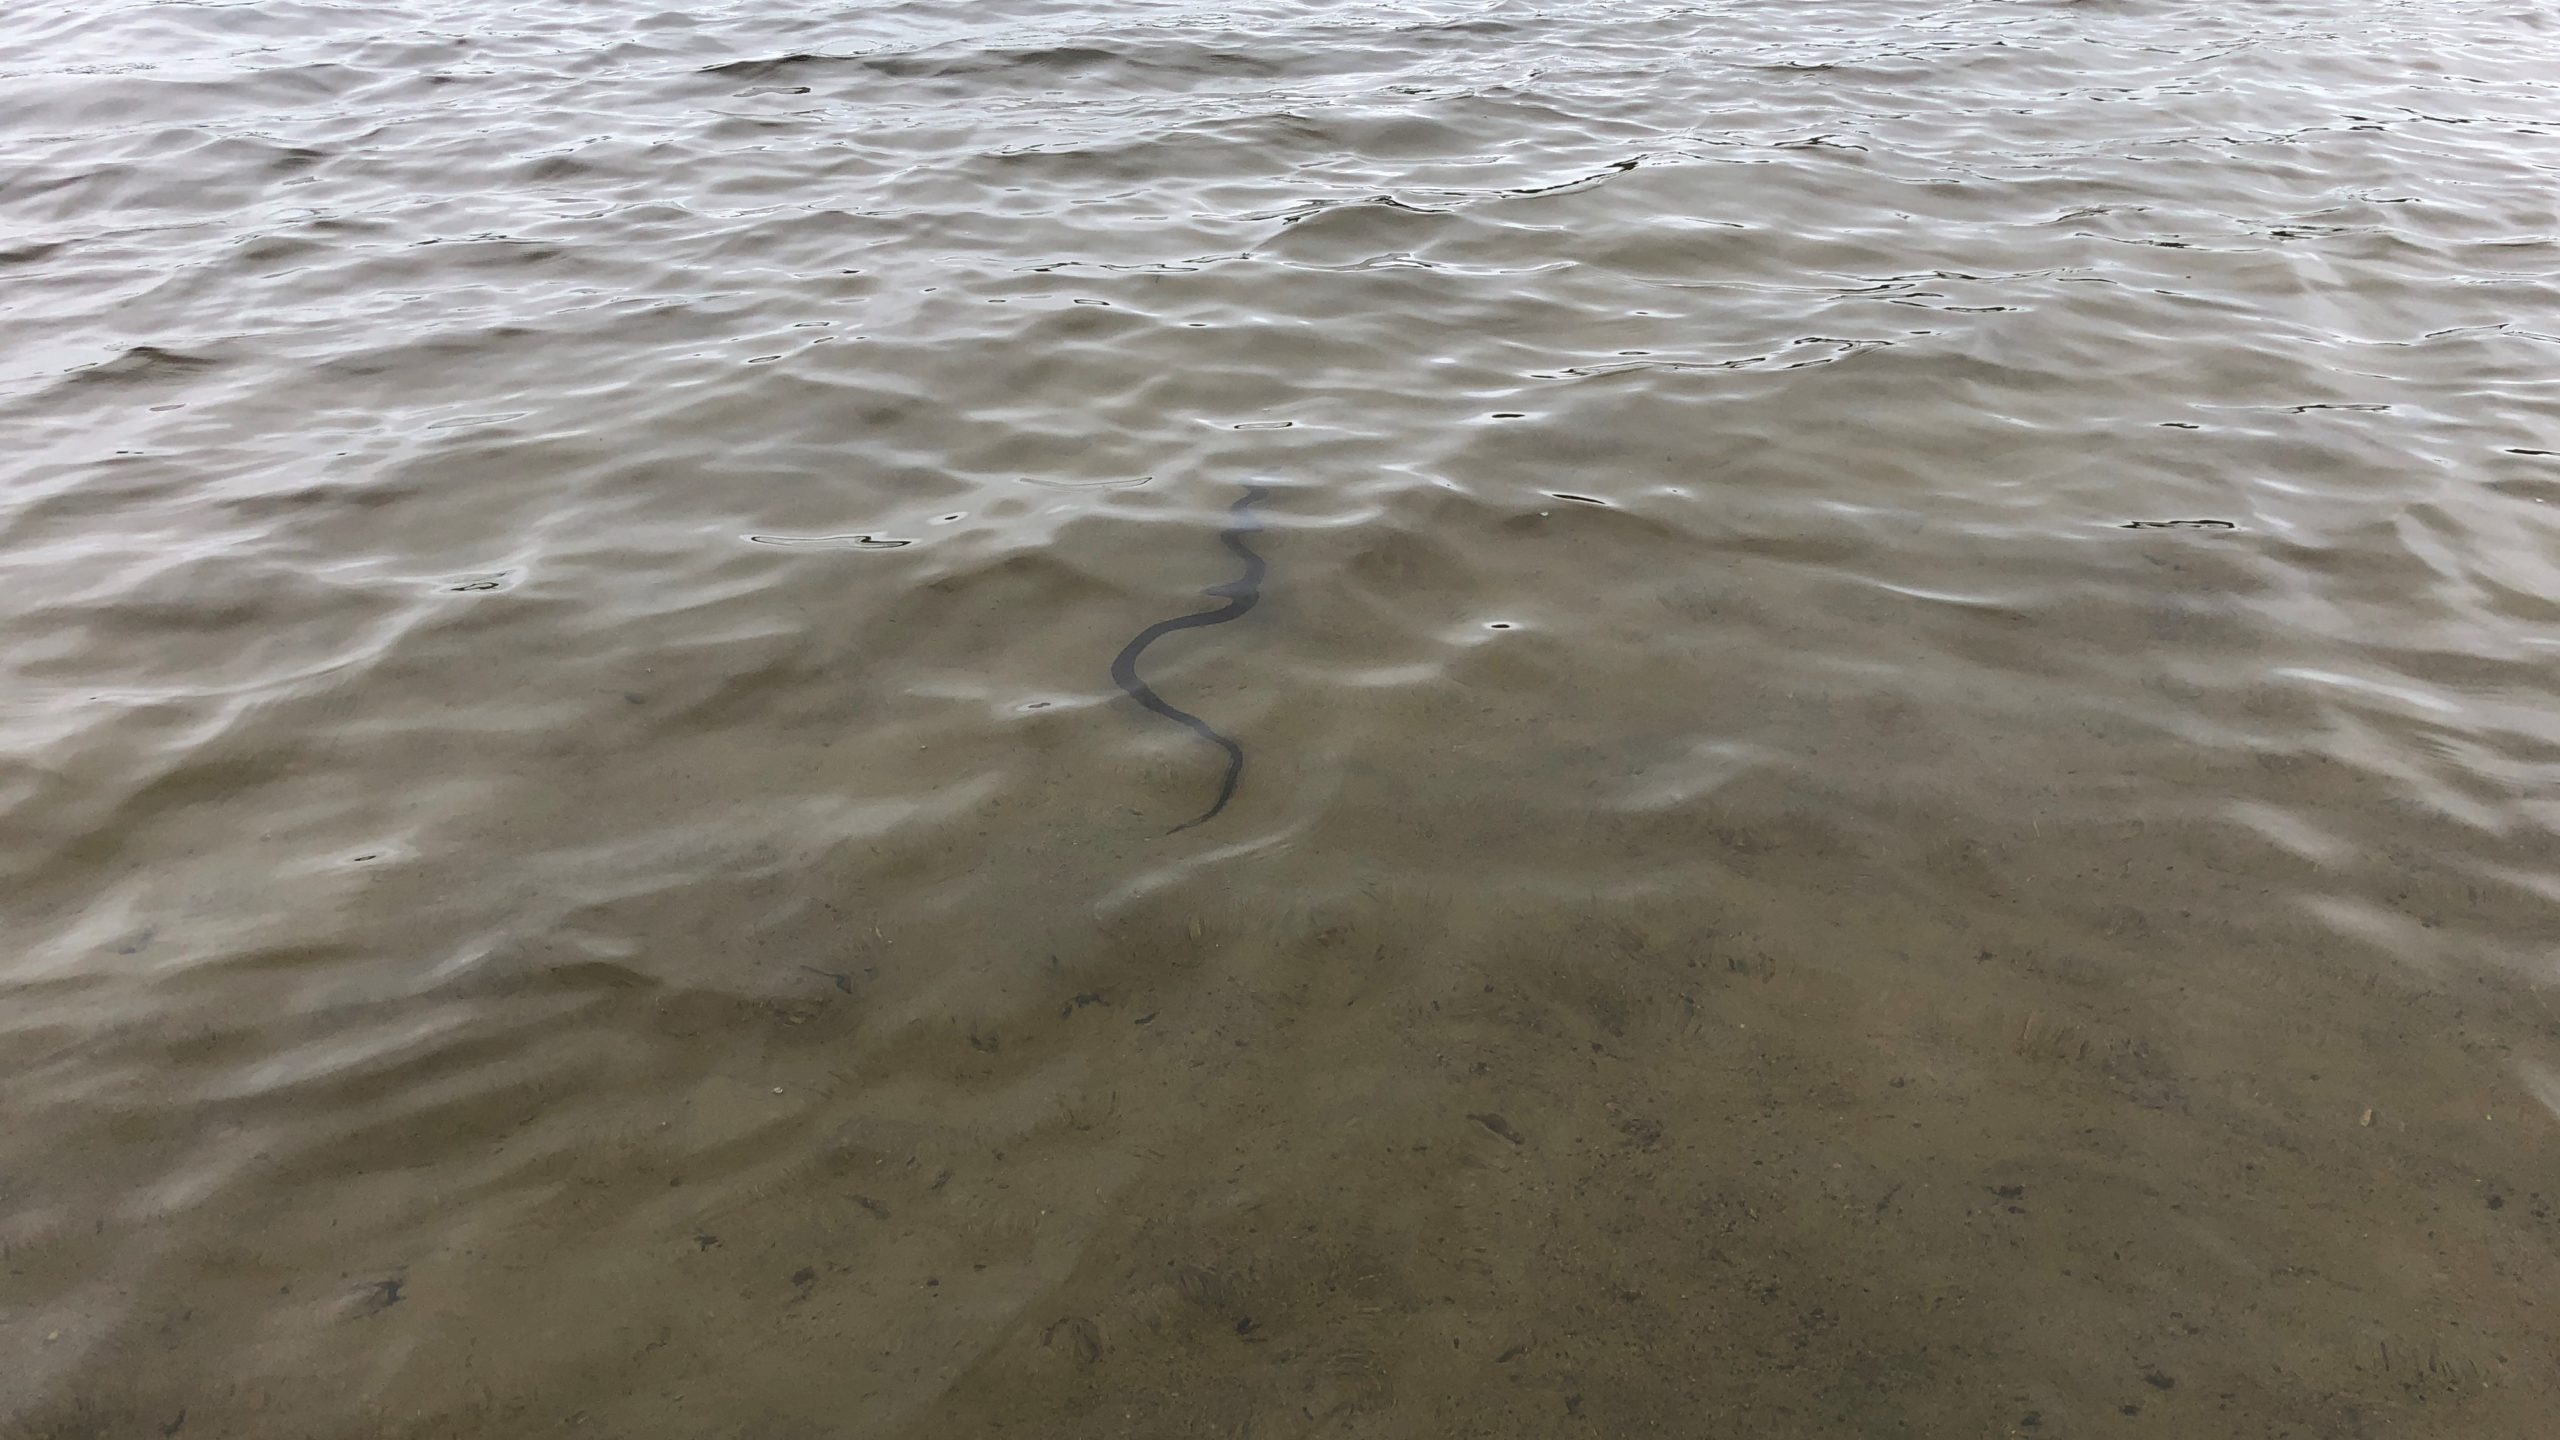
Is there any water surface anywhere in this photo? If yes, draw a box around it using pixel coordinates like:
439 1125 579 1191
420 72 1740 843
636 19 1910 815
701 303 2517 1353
6 0 2560 1434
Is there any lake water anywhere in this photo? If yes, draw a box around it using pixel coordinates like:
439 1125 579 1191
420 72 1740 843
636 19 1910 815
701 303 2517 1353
5 0 2559 1434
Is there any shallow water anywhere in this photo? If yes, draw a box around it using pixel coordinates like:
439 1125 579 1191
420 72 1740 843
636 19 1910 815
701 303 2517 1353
6 0 2560 1434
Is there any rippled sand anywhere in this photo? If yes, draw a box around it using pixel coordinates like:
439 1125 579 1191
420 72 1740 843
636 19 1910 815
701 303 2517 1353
6 0 2560 1434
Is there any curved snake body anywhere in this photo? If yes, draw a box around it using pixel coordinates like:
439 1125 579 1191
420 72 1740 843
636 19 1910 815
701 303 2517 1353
1109 485 1270 831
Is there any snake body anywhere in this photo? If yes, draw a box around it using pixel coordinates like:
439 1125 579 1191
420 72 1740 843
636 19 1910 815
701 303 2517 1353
1108 484 1270 832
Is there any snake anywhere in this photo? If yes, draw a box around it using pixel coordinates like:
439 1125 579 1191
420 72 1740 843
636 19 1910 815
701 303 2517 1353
1109 484 1270 832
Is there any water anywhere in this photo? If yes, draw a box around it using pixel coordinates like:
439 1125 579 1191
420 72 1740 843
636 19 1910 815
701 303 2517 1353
6 0 2559 1433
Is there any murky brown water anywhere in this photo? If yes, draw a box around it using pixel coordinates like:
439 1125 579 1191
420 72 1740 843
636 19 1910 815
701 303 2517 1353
8 0 2560 1434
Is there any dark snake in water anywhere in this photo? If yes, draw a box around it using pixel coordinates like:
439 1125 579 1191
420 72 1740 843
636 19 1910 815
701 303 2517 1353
1109 484 1270 832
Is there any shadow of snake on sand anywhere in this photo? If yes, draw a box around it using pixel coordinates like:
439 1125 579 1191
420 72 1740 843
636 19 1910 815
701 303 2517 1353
1108 484 1270 832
